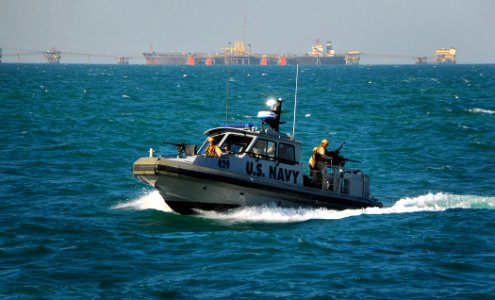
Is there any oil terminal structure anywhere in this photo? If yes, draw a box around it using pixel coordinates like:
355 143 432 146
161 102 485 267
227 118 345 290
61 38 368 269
0 44 456 65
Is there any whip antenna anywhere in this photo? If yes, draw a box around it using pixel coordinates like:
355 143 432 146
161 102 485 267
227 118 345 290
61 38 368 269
292 64 299 137
225 42 231 125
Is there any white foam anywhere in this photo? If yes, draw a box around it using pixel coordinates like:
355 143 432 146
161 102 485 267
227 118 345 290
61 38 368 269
198 192 495 223
198 205 367 223
469 108 495 115
113 190 173 212
115 191 495 223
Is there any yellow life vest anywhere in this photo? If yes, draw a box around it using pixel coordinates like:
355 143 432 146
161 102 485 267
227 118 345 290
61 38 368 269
308 146 318 169
206 145 220 157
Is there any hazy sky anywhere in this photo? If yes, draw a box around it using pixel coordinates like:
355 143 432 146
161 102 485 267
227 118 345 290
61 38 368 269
1 0 494 64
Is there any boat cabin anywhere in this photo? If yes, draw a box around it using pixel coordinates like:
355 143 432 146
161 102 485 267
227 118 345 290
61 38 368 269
194 126 304 186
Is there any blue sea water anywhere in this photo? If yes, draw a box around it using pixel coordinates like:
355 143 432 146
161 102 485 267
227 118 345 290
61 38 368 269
1 63 495 299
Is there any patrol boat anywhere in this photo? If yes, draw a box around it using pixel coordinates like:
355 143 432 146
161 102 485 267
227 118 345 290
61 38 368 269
132 98 383 214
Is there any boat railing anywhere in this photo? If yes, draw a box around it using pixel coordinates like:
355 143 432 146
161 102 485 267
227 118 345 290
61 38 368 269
310 166 345 192
310 166 370 199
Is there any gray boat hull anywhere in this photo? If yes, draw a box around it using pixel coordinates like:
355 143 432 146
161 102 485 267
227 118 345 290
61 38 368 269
133 157 382 215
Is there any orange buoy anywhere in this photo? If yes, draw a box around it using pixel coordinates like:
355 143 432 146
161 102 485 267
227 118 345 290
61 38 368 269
205 57 214 65
278 55 287 66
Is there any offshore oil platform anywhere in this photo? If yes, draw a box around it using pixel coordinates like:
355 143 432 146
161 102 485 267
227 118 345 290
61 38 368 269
433 48 457 64
44 48 62 64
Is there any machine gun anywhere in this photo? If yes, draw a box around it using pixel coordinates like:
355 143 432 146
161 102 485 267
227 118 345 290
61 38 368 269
325 142 361 167
163 141 196 158
330 142 345 156
325 142 344 166
342 157 362 164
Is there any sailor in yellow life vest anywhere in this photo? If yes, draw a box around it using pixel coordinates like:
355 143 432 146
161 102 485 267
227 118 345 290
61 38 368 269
206 137 223 157
308 138 334 174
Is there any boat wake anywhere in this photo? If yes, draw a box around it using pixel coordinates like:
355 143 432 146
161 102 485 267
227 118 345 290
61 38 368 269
116 191 494 223
200 193 495 223
468 107 495 115
113 191 495 223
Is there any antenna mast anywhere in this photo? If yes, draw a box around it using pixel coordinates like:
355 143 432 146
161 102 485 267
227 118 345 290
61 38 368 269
292 64 299 137
225 42 231 125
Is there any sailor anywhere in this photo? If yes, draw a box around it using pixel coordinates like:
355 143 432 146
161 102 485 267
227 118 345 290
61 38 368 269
309 139 334 170
251 140 264 157
308 138 335 187
223 143 234 154
251 140 275 159
206 137 222 157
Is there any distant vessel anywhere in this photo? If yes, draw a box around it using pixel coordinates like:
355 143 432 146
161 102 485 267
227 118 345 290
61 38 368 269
143 40 346 66
143 52 196 65
288 40 346 65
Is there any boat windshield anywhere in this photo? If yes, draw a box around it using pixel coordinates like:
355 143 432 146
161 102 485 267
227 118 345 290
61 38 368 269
197 133 254 155
220 134 253 154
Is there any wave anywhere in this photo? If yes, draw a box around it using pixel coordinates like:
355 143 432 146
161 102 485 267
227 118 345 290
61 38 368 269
468 107 495 115
115 191 494 223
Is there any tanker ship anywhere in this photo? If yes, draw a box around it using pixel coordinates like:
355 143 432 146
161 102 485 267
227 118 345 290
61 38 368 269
288 40 346 65
143 40 347 66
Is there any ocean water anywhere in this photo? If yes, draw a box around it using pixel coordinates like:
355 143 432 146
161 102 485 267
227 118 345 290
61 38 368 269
1 63 494 299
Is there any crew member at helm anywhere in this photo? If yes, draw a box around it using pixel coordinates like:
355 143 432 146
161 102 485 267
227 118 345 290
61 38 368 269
206 137 222 157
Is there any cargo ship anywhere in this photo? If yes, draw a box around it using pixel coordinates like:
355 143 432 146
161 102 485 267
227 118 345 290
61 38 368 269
143 40 347 66
288 40 346 65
